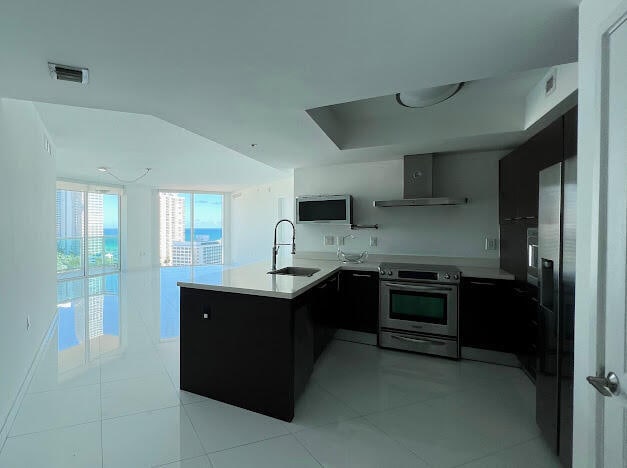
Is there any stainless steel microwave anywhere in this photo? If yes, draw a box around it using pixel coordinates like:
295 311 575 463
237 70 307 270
295 195 353 224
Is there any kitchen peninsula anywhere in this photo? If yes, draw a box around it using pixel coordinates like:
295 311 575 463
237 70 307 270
178 257 513 421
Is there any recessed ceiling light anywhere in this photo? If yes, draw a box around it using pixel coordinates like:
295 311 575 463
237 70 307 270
396 83 464 108
97 167 108 172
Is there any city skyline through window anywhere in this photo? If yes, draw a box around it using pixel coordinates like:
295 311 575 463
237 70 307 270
159 192 224 267
56 187 121 278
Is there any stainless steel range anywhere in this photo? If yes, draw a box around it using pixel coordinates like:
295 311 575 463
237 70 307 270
378 263 461 359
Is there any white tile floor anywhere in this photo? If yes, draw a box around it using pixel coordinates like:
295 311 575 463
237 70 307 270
0 270 561 467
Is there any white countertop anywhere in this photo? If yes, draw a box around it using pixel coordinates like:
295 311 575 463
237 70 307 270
177 257 514 299
455 266 515 281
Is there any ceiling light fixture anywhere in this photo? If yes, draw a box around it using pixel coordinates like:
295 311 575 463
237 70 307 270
396 83 464 108
98 167 152 184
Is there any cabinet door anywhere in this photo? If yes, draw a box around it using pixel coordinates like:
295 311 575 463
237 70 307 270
180 289 213 393
499 220 533 282
499 153 518 222
564 106 578 160
517 117 564 219
339 270 379 334
460 279 520 352
312 274 338 360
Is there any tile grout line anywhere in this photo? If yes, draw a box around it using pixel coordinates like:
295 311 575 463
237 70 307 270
289 432 325 467
157 339 210 459
151 453 212 468
357 415 435 467
311 376 452 418
449 435 543 468
25 365 101 395
284 413 365 435
155 336 320 465
101 402 183 422
203 432 294 456
5 419 102 441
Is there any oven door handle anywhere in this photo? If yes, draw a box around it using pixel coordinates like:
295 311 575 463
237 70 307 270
382 282 453 293
391 335 447 346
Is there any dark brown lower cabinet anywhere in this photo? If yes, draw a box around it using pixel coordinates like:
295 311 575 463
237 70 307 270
460 278 527 354
312 273 339 361
338 270 379 334
180 287 314 422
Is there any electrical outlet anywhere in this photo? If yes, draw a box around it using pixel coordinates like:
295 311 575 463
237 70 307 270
369 236 378 247
337 235 343 246
323 235 335 246
485 237 498 251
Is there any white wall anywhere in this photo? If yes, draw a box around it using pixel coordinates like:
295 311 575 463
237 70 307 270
122 185 159 271
294 151 505 259
0 99 56 437
574 1 624 466
230 177 294 266
524 62 578 129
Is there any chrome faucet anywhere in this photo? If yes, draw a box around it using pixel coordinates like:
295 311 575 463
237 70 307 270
272 219 296 271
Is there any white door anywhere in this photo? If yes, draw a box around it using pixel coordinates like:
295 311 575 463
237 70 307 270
584 7 627 467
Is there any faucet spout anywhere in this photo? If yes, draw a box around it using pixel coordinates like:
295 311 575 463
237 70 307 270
272 219 296 271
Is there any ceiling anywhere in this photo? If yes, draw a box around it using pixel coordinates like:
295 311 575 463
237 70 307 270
308 67 552 152
0 0 580 176
35 103 287 191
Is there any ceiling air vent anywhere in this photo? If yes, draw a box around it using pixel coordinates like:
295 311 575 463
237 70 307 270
48 63 89 84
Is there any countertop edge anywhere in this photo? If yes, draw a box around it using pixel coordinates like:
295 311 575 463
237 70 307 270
177 262 514 299
177 263 379 299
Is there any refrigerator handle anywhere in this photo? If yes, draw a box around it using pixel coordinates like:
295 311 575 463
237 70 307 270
540 258 554 310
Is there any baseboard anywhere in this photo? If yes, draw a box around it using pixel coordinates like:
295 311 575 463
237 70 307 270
461 346 521 367
0 312 58 453
335 329 377 346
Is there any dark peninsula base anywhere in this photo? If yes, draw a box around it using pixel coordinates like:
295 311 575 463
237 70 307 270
179 274 338 421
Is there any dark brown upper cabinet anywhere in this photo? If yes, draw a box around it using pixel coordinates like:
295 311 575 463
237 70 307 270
564 106 578 160
499 112 568 223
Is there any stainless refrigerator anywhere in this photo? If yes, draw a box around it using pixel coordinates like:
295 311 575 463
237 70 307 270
536 156 576 467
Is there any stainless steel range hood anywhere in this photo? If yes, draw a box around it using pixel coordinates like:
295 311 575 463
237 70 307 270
373 154 468 207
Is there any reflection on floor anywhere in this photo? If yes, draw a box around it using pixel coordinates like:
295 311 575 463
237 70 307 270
0 268 561 468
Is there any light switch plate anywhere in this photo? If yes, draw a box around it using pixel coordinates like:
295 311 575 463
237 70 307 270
370 236 378 247
485 237 498 251
323 235 335 246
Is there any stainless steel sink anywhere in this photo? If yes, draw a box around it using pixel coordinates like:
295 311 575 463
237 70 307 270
268 267 320 277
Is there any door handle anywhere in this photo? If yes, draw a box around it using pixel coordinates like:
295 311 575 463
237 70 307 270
468 281 496 287
586 372 620 397
351 273 372 278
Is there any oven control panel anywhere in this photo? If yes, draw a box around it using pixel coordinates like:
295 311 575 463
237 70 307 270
378 263 461 283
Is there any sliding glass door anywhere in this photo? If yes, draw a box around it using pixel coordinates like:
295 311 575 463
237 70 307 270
56 189 85 278
88 193 120 275
56 184 121 279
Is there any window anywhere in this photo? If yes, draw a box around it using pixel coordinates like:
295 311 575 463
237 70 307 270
159 192 224 266
56 182 121 278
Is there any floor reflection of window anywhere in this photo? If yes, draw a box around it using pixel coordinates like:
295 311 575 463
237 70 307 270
55 274 120 377
159 265 225 340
